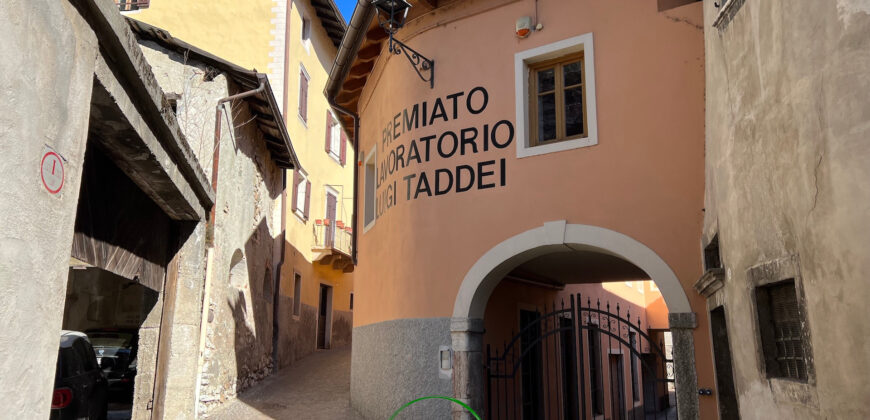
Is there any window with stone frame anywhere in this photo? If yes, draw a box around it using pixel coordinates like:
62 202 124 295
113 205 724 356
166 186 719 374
755 279 810 381
325 110 347 165
291 170 310 221
299 66 309 123
528 52 588 147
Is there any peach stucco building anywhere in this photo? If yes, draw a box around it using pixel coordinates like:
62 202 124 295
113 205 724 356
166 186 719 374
325 0 714 418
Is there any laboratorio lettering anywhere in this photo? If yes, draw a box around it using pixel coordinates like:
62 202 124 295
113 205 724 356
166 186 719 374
375 86 514 218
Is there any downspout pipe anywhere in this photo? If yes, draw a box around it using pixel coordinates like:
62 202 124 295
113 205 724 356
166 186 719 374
329 100 360 265
208 81 266 244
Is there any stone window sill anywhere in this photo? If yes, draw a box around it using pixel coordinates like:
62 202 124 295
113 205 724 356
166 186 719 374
712 0 746 30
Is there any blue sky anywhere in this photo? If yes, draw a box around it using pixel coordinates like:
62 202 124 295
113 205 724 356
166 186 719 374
335 0 357 23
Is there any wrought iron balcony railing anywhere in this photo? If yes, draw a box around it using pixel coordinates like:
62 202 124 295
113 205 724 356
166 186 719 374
116 0 150 12
313 218 352 257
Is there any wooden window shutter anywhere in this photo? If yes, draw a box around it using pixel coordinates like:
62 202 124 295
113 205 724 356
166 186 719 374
299 71 308 122
339 128 347 166
291 170 301 212
325 111 333 153
303 180 311 218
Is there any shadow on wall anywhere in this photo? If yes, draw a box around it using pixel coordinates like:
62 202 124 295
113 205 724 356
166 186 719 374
227 218 278 394
273 242 319 370
198 92 286 412
222 79 287 395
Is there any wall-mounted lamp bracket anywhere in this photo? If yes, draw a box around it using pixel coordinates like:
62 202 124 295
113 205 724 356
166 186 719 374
389 38 434 89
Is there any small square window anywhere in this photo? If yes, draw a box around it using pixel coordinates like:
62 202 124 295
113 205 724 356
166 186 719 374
302 18 311 42
755 279 810 381
704 234 722 270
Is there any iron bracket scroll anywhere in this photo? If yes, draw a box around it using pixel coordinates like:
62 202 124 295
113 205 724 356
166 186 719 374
390 38 434 89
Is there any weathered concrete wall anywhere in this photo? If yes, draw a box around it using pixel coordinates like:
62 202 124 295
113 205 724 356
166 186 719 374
0 1 97 417
702 0 870 418
351 318 453 420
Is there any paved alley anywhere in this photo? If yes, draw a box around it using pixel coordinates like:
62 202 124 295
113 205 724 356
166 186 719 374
209 346 362 420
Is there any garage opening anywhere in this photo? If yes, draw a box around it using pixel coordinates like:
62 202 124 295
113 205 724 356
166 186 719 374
54 139 179 420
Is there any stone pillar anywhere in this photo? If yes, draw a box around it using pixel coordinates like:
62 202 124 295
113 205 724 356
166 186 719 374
451 317 485 420
669 312 699 420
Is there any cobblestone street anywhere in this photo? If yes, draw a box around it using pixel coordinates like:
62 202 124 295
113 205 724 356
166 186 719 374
209 346 362 420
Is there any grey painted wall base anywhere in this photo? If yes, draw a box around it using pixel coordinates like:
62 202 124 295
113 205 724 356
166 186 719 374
351 318 453 419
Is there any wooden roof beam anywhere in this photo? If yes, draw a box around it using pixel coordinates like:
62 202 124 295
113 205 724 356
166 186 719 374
350 60 375 76
342 76 367 91
366 26 388 42
357 43 382 60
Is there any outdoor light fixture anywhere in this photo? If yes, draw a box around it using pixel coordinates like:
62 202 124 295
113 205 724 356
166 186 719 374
372 0 434 88
439 347 452 370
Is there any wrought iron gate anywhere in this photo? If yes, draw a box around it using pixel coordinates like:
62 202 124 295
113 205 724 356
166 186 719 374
486 294 676 420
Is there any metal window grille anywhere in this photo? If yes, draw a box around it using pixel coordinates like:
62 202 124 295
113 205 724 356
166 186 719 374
757 280 808 381
704 234 722 270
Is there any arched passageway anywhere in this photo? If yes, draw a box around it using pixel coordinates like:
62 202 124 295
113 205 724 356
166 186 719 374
451 221 699 419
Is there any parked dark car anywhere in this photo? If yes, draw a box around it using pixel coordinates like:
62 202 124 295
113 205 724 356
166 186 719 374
86 329 138 404
51 331 108 420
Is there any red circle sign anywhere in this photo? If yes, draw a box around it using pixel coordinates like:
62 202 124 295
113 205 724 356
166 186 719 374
41 151 64 194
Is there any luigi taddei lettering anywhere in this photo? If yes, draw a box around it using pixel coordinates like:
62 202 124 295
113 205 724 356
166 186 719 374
375 86 514 218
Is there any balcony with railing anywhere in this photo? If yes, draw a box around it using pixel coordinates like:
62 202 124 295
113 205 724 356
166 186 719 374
116 0 150 12
312 218 353 272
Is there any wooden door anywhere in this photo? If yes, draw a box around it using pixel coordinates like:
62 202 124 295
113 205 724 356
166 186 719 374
325 193 337 248
316 284 330 349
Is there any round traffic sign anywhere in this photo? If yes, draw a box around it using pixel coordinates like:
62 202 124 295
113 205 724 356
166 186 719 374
41 151 65 194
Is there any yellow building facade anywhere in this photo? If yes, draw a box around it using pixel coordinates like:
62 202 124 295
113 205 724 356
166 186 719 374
276 0 356 366
131 0 289 112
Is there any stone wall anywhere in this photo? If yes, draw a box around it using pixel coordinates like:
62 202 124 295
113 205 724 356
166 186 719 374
703 0 870 418
138 40 284 416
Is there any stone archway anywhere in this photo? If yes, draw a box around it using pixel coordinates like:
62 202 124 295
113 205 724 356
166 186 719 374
450 221 699 419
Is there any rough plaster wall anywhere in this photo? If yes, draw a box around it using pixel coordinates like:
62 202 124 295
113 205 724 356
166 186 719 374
0 1 97 417
138 41 227 180
703 0 870 418
197 103 283 414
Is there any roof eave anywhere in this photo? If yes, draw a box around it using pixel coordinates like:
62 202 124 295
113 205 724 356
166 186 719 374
325 0 375 103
